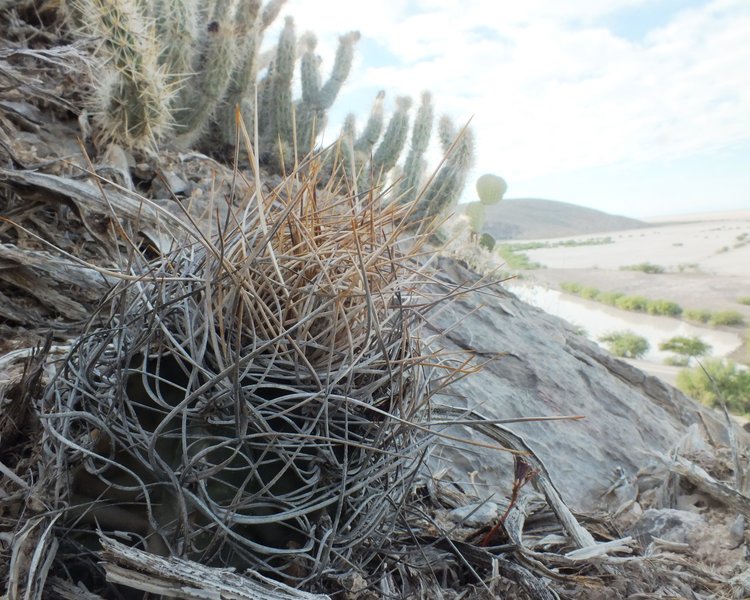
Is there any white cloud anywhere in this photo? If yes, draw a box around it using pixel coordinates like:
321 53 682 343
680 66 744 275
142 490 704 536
274 0 750 207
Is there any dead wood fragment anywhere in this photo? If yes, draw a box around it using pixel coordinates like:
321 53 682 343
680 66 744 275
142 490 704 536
656 452 750 519
0 168 189 249
100 536 331 600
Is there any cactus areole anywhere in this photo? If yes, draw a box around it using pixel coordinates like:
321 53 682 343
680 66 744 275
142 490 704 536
476 173 507 205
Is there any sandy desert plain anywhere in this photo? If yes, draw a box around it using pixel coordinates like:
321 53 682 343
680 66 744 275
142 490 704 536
499 210 750 385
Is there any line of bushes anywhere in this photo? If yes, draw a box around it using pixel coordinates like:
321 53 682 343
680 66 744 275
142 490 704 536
497 245 543 270
559 282 682 317
561 282 747 326
684 308 746 327
619 262 665 274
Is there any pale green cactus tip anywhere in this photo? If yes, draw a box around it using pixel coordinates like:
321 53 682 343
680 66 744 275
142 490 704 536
369 95 412 180
396 96 413 112
299 30 317 52
261 0 287 30
465 200 486 232
476 173 507 205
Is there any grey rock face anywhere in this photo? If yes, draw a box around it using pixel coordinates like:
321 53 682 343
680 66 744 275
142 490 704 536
426 257 744 511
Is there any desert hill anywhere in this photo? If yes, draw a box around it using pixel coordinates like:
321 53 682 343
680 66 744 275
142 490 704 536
467 197 648 240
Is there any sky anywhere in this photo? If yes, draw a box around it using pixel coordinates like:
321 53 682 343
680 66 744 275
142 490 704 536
267 0 750 219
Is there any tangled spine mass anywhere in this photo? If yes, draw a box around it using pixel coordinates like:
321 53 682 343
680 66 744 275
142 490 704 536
43 165 439 583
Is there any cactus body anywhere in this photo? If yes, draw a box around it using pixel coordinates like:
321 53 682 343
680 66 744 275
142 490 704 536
355 90 385 155
367 96 412 189
412 116 475 227
465 201 486 232
398 91 433 200
476 173 507 205
174 2 238 147
77 0 172 150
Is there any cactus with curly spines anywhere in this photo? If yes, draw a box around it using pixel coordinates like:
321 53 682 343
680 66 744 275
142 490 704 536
398 90 433 200
75 0 172 150
411 116 475 227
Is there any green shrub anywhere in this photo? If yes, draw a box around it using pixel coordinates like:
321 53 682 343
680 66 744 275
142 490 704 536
620 262 665 274
497 245 542 270
599 331 650 359
560 282 582 294
676 359 750 415
595 291 625 306
709 310 745 327
677 263 699 272
659 336 711 364
738 297 750 306
478 233 496 252
579 286 600 300
664 356 689 367
558 236 613 247
684 308 712 324
646 299 682 317
615 295 649 312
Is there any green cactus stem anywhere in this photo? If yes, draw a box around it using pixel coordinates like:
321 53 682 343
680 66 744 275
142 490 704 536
412 116 475 228
174 0 238 147
366 95 412 190
295 30 360 158
398 90 433 201
354 90 385 155
77 0 173 150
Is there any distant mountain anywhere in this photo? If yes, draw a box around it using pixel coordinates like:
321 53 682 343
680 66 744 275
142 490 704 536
464 198 648 240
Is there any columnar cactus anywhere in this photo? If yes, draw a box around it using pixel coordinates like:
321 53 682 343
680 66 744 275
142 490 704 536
73 0 172 150
174 0 237 146
259 15 296 167
65 0 358 169
153 0 199 88
411 116 476 228
354 90 385 155
67 0 478 215
398 91 433 201
365 95 412 190
295 30 360 156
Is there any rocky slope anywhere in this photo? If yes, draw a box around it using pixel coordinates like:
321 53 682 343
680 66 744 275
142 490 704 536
427 256 747 512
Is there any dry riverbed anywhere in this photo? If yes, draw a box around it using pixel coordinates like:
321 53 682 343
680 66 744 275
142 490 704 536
498 210 750 382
